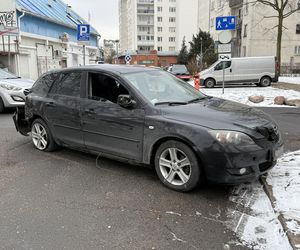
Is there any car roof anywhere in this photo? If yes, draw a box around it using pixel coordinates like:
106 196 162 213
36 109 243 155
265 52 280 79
46 64 159 75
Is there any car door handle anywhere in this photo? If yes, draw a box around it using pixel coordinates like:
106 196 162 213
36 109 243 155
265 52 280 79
46 102 55 107
230 69 232 73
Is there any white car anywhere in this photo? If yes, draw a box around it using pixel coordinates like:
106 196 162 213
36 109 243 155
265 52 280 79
0 69 34 112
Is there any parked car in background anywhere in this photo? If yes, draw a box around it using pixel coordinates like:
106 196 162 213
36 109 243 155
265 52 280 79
0 68 34 112
167 64 192 81
199 56 279 88
14 65 283 192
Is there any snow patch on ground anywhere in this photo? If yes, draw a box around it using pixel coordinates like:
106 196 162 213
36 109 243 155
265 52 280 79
227 183 292 250
228 151 300 249
267 150 300 235
199 86 300 107
279 77 300 85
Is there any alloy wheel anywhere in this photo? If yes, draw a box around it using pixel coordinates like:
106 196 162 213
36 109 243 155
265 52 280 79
31 123 48 150
159 148 192 186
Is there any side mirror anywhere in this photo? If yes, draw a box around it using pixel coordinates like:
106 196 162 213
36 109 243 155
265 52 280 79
117 95 136 108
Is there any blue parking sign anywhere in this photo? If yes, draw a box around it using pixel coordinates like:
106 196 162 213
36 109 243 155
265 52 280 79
216 16 236 31
77 24 90 41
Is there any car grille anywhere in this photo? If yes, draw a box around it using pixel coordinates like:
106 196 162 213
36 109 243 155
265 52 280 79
256 124 280 142
24 89 30 96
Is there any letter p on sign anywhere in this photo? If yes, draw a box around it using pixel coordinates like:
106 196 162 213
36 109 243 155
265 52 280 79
77 24 90 41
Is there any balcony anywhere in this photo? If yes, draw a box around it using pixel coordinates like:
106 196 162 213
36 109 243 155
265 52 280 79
229 0 243 8
137 40 155 46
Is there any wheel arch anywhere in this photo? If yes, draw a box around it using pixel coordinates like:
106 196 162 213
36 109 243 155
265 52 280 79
259 75 272 83
149 136 206 174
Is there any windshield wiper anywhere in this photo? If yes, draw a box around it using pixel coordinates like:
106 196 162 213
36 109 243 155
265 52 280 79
5 77 19 79
187 97 206 103
155 101 188 106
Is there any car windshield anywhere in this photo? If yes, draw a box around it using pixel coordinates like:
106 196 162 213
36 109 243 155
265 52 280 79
0 68 19 79
123 70 206 105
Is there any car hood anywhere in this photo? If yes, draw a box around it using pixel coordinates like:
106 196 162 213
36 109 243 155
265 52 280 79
0 78 34 88
160 97 274 135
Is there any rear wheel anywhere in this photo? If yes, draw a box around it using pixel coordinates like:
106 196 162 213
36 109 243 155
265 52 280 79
0 97 5 113
154 140 201 192
204 78 215 88
31 119 57 152
259 76 271 87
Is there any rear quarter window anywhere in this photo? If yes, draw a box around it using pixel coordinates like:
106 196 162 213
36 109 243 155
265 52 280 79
32 73 59 96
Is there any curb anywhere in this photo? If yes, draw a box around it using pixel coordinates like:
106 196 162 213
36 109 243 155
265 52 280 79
260 176 300 250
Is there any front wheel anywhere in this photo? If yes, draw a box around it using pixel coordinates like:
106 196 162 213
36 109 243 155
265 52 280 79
259 76 271 87
154 140 201 192
204 78 215 88
31 119 57 152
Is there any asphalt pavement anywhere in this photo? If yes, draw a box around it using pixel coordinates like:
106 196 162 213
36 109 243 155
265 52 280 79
0 106 299 250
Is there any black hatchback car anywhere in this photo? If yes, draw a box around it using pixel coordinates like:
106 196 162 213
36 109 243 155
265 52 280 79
14 65 283 192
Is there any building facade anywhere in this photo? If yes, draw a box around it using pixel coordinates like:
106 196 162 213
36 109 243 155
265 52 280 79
0 0 100 80
198 0 300 72
119 0 199 55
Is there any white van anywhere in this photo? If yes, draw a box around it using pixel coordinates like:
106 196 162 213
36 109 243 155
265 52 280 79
199 56 279 88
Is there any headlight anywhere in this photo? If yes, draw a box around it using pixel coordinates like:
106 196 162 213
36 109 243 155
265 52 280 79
0 83 22 91
208 130 262 151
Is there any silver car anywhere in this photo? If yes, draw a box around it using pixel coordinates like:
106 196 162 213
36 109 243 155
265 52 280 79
0 69 34 112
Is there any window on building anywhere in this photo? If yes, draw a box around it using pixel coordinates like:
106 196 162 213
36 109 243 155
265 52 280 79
158 16 162 22
295 46 300 55
157 6 162 12
169 46 175 51
244 0 249 15
296 24 300 34
158 46 163 51
243 46 247 56
169 37 176 42
158 27 163 32
243 24 248 37
158 37 163 42
169 7 176 12
210 18 214 28
169 17 176 22
169 0 176 2
169 27 176 32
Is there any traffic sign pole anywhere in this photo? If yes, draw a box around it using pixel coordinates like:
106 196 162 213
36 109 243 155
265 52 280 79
83 45 86 66
77 24 90 66
222 61 225 94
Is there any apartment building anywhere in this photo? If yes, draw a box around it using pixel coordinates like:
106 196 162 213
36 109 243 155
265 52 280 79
119 0 199 55
198 0 300 72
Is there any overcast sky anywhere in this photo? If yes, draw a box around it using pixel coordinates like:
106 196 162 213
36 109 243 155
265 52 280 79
66 0 119 40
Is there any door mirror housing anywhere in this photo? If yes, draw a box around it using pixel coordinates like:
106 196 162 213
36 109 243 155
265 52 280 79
117 95 136 108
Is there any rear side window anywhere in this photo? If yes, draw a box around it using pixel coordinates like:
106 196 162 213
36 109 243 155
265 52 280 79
32 73 58 96
50 72 82 97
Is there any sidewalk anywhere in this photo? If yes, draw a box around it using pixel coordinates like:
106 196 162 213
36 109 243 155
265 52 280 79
261 151 300 250
273 82 300 93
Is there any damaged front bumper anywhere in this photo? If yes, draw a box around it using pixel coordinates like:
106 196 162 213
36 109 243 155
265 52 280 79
13 107 31 136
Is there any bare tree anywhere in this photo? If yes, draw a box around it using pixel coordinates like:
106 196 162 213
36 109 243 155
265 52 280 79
253 0 300 74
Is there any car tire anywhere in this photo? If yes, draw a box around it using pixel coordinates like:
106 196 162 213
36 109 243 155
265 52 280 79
31 118 57 152
259 76 271 87
205 78 215 88
154 140 201 192
0 97 5 113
